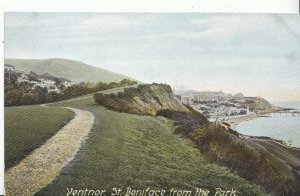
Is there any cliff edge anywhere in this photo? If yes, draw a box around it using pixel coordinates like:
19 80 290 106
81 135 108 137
94 83 191 116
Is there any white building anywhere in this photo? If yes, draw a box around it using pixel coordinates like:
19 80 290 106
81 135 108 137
181 95 193 105
4 64 15 71
62 81 72 87
48 87 61 94
16 73 30 84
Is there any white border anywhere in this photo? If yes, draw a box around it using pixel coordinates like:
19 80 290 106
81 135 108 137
0 0 298 13
0 0 299 195
0 9 4 196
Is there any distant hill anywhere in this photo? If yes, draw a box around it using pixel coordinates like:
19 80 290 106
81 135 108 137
244 97 273 110
5 58 135 83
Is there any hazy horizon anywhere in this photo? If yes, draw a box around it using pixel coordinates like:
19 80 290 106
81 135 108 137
5 13 300 102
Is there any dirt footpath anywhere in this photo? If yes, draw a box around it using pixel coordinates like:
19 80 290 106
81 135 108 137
5 107 95 196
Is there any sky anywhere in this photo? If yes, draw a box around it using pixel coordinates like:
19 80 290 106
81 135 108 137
4 13 300 101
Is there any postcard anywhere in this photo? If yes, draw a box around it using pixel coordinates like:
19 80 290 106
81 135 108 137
3 12 300 196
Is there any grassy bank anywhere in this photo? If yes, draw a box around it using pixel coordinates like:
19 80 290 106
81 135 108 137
5 105 75 169
157 109 299 195
37 96 266 196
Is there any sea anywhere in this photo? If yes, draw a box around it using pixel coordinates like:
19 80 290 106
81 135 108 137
236 101 300 147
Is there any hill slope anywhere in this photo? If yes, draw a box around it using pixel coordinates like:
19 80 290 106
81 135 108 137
5 58 134 83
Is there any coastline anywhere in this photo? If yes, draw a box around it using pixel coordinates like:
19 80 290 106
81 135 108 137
223 107 296 131
224 107 284 131
223 112 300 171
224 114 259 130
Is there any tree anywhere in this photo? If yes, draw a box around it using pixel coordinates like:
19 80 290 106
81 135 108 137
32 86 48 104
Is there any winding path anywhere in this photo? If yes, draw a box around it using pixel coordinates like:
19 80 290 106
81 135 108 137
5 107 95 196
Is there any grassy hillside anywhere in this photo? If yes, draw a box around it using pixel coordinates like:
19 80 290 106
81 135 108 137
5 58 134 83
158 109 300 195
37 95 266 196
5 105 74 169
93 84 300 195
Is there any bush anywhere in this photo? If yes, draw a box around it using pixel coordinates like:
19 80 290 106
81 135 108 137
5 79 137 107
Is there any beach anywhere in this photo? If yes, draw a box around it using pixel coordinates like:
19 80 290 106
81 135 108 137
225 114 259 130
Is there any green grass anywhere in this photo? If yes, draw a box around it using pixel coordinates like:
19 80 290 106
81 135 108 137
5 105 75 169
37 96 267 196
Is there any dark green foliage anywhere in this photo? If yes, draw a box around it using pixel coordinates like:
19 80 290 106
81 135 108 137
156 109 209 135
4 75 137 106
189 125 298 196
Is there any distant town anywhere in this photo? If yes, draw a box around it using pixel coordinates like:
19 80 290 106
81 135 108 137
5 64 73 94
175 90 273 121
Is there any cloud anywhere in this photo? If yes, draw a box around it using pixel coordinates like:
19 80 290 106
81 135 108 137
80 15 137 30
5 13 43 27
5 13 160 35
5 13 80 28
79 14 158 31
184 15 271 40
271 14 300 43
